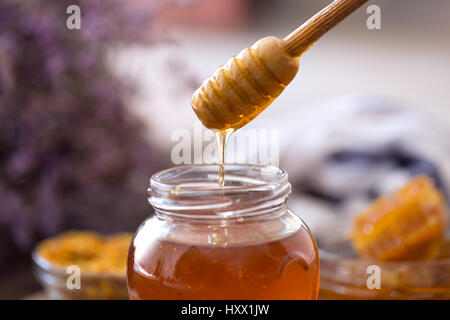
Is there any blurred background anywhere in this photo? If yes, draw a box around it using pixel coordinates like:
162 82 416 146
1 0 450 298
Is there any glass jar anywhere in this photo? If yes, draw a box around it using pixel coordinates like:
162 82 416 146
127 164 319 300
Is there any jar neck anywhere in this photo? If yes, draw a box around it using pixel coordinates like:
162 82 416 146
153 202 289 224
148 164 291 223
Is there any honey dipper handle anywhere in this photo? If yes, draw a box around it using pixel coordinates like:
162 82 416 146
282 0 368 57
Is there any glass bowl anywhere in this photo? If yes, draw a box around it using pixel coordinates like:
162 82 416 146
32 246 128 300
318 241 450 300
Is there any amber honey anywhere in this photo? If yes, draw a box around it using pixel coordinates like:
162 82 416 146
128 226 319 300
213 128 234 186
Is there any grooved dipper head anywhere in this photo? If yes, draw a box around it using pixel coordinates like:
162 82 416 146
191 36 299 131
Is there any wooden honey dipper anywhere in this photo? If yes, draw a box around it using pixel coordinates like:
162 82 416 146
191 0 368 131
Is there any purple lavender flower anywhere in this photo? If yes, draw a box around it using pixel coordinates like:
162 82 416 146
0 0 164 264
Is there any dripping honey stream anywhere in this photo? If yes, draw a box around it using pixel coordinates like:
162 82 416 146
213 129 234 187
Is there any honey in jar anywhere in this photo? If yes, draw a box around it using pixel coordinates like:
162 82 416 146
127 164 319 299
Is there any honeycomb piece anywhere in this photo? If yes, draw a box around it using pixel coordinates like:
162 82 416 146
351 176 448 261
437 237 450 259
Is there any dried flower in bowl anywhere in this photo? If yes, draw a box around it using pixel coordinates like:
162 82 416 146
33 231 132 299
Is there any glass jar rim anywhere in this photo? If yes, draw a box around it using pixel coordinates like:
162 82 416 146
148 164 291 220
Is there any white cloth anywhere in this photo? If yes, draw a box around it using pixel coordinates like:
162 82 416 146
251 95 450 241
